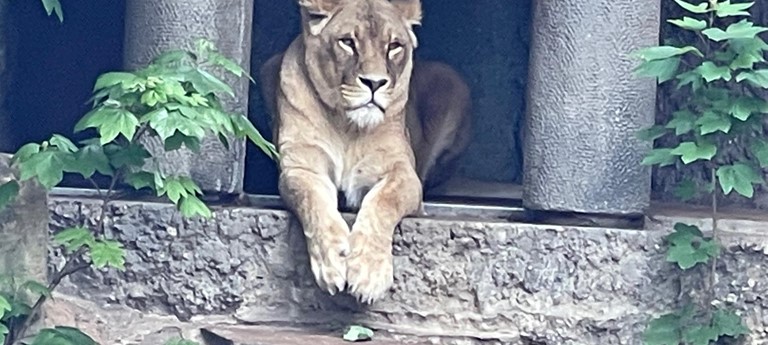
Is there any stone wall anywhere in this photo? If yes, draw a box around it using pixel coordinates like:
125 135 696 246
47 196 768 344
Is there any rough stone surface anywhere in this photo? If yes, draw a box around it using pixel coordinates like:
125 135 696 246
46 196 768 344
0 153 48 285
523 0 659 215
123 0 254 194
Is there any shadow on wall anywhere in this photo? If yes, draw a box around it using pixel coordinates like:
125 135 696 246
243 0 533 195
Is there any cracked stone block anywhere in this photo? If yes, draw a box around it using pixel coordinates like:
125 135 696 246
46 197 768 344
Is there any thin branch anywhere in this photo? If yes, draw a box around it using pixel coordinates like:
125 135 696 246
10 248 90 345
709 167 719 299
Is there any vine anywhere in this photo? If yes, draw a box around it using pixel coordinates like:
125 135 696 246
633 0 765 343
0 38 276 345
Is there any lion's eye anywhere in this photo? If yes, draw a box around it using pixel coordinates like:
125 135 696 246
339 38 356 50
388 42 403 51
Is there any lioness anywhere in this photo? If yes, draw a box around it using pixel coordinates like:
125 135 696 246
260 0 472 303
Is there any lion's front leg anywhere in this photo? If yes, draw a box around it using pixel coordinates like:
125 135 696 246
346 161 422 304
279 168 350 295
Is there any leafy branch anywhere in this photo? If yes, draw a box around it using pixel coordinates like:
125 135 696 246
0 38 275 345
633 0 762 343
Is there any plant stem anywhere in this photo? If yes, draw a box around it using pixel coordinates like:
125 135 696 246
10 248 90 345
10 173 120 344
709 167 719 299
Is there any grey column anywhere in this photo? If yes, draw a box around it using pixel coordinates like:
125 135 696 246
123 1 254 195
0 154 48 292
522 0 660 215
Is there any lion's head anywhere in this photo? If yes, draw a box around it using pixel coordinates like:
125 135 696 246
297 0 422 128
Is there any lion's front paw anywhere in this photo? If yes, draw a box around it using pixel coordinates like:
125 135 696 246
307 217 350 296
345 228 394 304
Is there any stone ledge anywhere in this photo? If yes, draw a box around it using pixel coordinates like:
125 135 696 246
46 196 768 344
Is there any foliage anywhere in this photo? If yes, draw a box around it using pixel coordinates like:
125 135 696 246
342 325 374 342
0 37 275 344
633 0 763 343
163 337 200 345
40 0 63 22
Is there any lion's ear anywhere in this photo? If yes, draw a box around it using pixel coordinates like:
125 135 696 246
389 0 422 25
389 0 422 48
298 0 342 35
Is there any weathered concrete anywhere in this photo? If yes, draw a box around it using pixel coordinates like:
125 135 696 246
46 196 768 344
123 0 254 195
0 153 48 286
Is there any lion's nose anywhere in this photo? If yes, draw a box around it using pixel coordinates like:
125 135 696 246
359 75 389 92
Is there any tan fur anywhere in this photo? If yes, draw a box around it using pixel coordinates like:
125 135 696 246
259 0 471 304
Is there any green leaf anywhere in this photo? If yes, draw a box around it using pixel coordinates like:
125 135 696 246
67 143 114 178
666 226 720 270
666 223 704 243
231 114 279 159
183 69 235 97
715 0 755 18
163 337 201 345
12 143 41 164
93 72 140 92
674 0 710 14
634 57 681 83
21 280 51 298
49 134 78 153
642 149 677 167
17 150 73 189
695 61 732 82
713 309 750 337
54 227 95 253
717 163 763 197
676 70 705 91
0 295 11 316
674 179 698 202
164 131 201 152
124 171 156 191
665 110 696 135
342 325 374 342
90 240 126 270
637 126 668 141
0 180 20 211
729 96 765 121
682 325 719 345
179 195 212 218
736 69 768 88
158 177 191 204
703 19 768 41
31 326 98 345
643 313 682 345
41 0 63 22
143 109 206 141
695 111 731 134
729 37 768 69
75 107 140 145
670 142 717 164
667 16 707 30
750 139 768 167
105 143 150 169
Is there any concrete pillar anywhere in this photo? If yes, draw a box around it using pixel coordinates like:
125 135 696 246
0 153 48 290
523 0 660 215
123 1 254 195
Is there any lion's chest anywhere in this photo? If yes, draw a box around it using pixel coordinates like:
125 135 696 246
330 146 387 210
